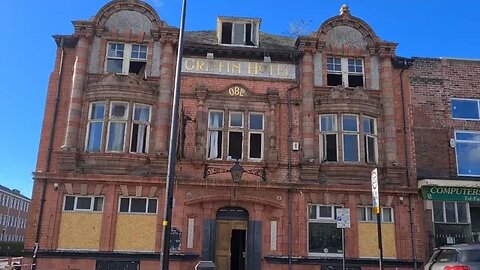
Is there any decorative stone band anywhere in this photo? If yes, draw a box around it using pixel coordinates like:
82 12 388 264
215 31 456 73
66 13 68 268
182 57 296 80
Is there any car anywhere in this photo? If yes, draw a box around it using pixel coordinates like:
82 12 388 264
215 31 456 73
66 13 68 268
425 244 480 270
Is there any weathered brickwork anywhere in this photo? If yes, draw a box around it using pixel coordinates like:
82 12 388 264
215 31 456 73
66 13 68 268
411 58 480 179
26 1 422 269
411 58 480 259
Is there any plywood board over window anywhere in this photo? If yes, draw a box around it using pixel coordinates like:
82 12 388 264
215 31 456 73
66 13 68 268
57 212 102 250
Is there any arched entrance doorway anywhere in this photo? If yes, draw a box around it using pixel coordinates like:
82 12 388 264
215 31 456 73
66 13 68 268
215 207 248 270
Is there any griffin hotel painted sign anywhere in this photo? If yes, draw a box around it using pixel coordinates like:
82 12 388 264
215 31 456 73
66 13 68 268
182 57 296 79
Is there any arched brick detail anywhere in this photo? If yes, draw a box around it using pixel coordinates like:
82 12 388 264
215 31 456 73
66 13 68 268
93 0 165 29
314 7 380 48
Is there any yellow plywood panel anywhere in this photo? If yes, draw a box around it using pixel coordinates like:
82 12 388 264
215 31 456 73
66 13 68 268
58 212 102 250
358 223 396 258
114 215 157 251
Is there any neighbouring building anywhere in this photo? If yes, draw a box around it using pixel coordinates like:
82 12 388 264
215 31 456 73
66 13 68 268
25 1 423 269
0 185 30 243
411 58 480 255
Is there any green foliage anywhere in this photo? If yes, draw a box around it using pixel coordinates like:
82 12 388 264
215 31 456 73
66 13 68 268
0 242 24 257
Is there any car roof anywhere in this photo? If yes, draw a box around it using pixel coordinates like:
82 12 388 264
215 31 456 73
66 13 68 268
436 244 480 251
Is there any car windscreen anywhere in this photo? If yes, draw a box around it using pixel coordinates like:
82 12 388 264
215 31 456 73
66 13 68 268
435 249 458 263
458 250 480 262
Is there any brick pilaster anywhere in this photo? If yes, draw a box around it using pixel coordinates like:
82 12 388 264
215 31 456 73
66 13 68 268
62 35 90 151
299 48 316 161
267 89 279 163
380 56 398 165
154 36 175 156
194 85 207 160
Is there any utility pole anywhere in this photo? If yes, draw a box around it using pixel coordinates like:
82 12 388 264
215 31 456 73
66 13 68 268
160 0 188 270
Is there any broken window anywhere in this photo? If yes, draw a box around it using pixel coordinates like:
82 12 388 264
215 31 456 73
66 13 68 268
326 57 342 86
348 58 364 87
207 110 264 161
221 22 233 44
85 101 151 154
219 19 259 46
326 57 364 87
106 43 147 75
228 112 244 160
249 113 264 160
320 115 338 162
130 104 151 154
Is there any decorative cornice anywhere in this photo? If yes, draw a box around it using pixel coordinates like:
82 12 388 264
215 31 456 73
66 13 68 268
377 42 398 59
295 36 318 53
53 35 78 48
72 21 94 38
159 28 180 44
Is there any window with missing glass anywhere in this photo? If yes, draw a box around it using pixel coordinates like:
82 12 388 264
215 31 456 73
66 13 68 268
433 201 471 246
218 18 259 46
451 98 480 120
327 57 364 87
455 131 480 177
85 101 151 154
308 205 343 256
106 43 147 75
207 110 264 161
63 195 104 212
119 197 157 214
320 115 338 162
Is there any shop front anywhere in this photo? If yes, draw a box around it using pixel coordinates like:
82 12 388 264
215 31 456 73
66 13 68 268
419 180 480 247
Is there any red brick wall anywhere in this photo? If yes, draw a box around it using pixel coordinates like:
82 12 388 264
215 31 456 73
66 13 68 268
410 58 480 179
26 42 76 250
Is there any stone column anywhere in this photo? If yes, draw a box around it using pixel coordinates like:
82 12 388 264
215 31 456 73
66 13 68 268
379 51 398 165
154 34 176 157
267 89 279 163
297 38 317 162
62 34 90 150
194 85 207 160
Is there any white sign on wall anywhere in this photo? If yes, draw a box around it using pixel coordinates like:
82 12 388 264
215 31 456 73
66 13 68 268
336 208 351 229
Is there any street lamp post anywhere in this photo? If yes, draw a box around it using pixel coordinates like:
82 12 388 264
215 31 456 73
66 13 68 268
160 0 188 270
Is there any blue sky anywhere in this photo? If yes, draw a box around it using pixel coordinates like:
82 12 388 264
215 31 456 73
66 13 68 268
0 0 479 198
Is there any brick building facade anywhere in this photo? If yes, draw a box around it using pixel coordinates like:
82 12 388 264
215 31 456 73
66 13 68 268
25 1 422 269
0 185 30 243
410 58 480 256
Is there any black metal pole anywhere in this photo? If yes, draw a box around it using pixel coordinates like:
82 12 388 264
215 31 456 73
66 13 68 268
377 209 384 270
342 228 346 270
160 0 187 270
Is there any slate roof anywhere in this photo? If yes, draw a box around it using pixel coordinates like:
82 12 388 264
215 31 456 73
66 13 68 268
184 30 297 53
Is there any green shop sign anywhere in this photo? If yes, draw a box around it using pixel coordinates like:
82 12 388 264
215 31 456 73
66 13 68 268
421 186 480 202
